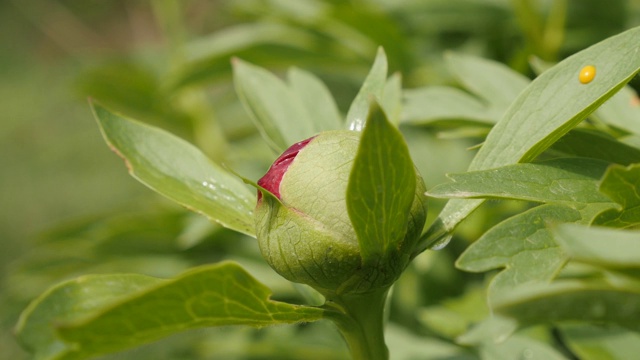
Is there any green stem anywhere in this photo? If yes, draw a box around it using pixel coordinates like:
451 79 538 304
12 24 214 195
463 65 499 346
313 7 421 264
324 288 390 360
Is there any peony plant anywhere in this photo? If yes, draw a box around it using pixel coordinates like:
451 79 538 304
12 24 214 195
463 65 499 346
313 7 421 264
15 25 640 360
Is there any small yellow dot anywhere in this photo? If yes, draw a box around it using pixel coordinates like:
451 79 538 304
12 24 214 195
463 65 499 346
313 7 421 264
579 65 596 84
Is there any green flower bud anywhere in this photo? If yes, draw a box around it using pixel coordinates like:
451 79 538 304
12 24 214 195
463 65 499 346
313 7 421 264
255 130 426 295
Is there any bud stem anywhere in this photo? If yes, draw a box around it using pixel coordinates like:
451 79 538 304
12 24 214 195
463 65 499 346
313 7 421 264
323 288 390 360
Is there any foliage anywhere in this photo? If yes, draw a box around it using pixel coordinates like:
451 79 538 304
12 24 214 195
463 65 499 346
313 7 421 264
5 0 640 359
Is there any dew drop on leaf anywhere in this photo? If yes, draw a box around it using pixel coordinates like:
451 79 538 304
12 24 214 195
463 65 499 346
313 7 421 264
430 234 453 250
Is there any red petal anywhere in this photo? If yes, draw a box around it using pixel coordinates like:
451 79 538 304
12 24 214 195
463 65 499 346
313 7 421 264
257 137 315 200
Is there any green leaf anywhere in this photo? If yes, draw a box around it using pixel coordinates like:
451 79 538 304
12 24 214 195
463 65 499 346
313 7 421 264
420 26 640 251
494 280 640 333
15 274 164 360
168 22 319 89
418 286 488 339
427 158 613 206
380 72 402 125
347 101 416 262
560 324 640 360
593 86 640 136
345 47 388 131
456 204 578 287
401 86 496 126
232 59 316 152
384 324 474 360
92 103 256 237
479 334 569 360
550 129 640 166
593 163 640 227
287 67 343 132
16 262 324 360
445 52 531 107
553 224 640 269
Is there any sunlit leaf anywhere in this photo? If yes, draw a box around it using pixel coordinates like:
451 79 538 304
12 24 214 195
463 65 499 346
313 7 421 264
93 103 256 236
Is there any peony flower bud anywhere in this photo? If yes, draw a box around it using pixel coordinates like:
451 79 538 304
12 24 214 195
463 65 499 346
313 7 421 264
255 130 426 296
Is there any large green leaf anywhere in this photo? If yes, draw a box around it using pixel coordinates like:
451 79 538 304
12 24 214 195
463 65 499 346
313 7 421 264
16 274 162 360
16 262 324 360
427 158 613 206
456 202 613 304
456 205 578 291
345 47 388 131
93 103 256 236
593 163 640 227
419 26 640 252
553 224 640 269
347 101 417 262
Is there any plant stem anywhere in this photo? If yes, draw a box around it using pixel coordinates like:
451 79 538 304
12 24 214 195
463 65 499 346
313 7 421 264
324 288 390 360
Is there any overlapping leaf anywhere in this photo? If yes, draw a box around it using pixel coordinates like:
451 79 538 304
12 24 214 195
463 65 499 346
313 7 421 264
419 25 640 251
553 223 640 269
561 325 640 360
15 262 324 360
447 158 617 301
550 129 640 165
494 280 640 333
592 163 640 227
457 204 580 303
427 158 613 206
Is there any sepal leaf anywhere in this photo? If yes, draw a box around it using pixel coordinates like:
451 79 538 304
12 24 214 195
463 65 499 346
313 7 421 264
347 101 418 262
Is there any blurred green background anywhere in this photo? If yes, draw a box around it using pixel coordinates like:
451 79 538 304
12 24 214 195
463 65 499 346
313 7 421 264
2 0 640 359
